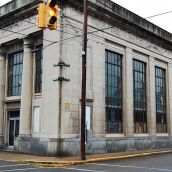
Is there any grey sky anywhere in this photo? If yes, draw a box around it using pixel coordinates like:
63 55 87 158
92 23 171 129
0 0 11 6
0 0 172 33
112 0 172 33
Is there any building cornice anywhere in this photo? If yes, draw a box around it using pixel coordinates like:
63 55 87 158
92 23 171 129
61 0 172 50
0 0 42 29
0 0 172 51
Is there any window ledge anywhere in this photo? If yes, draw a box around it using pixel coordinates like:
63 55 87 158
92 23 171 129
34 93 42 98
156 133 169 137
134 134 149 137
105 134 125 138
6 96 21 102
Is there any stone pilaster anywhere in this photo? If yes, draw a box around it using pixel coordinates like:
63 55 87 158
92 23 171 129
0 47 6 136
147 57 156 136
123 47 134 136
19 38 33 136
167 63 172 135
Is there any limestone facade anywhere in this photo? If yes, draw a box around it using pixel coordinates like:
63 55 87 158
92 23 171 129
0 0 172 155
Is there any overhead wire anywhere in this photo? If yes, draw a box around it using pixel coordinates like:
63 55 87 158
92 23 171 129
97 0 172 20
0 21 57 44
1 27 56 43
22 17 80 37
62 15 172 59
145 10 172 19
1 1 172 51
61 11 80 35
0 12 82 45
44 1 172 49
0 15 81 47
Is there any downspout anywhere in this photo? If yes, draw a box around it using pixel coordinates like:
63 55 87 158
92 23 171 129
57 14 64 156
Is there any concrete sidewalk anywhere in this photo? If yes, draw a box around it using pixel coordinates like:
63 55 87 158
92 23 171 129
0 148 172 166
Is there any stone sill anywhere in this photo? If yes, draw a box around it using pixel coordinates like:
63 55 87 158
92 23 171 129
156 133 169 137
105 134 125 138
5 96 21 102
134 134 149 137
34 93 42 99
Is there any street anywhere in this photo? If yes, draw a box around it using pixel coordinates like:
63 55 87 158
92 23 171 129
0 153 172 171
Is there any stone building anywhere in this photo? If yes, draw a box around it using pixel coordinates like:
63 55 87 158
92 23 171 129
0 0 172 156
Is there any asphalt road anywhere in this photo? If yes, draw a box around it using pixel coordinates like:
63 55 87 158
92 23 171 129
0 153 172 171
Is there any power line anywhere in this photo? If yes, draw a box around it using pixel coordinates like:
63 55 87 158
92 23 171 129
145 10 172 19
0 2 170 62
0 11 79 44
0 11 81 36
0 16 84 50
57 16 172 57
97 0 172 20
61 12 80 35
1 27 56 43
21 17 80 37
2 1 172 51
0 17 80 45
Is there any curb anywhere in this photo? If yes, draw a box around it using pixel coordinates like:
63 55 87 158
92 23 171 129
10 149 172 167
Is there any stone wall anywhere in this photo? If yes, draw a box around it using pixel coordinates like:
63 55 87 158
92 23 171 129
1 0 172 156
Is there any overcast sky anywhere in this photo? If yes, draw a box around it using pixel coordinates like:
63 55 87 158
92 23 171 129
0 0 172 33
112 0 172 33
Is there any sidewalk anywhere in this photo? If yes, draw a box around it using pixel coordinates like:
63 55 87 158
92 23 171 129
0 148 172 166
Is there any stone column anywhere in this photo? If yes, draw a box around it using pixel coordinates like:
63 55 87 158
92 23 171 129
167 63 172 135
0 47 6 137
123 47 134 136
147 57 156 136
19 38 33 136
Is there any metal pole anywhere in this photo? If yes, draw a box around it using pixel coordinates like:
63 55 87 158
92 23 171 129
81 0 88 161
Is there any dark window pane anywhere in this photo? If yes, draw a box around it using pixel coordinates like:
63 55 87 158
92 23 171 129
133 59 147 133
155 67 167 133
8 52 23 96
35 46 43 93
105 50 122 133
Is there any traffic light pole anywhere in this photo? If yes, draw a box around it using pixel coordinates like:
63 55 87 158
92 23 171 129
81 0 88 161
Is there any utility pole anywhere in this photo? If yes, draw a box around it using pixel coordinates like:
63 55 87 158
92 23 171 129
81 0 88 161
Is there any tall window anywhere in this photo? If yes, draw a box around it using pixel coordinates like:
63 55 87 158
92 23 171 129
155 67 167 133
35 46 43 93
133 60 147 133
105 50 122 133
8 52 23 96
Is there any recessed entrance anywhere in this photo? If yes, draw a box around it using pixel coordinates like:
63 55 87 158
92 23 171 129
8 111 20 146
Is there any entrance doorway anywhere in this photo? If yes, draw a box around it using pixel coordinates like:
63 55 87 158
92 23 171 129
8 111 20 146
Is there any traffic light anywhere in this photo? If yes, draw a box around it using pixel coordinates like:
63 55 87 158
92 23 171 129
47 0 60 30
37 1 60 30
37 3 47 29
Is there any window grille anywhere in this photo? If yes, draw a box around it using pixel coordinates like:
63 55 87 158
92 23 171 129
35 46 43 93
133 60 147 133
8 52 23 96
105 50 122 133
155 67 167 133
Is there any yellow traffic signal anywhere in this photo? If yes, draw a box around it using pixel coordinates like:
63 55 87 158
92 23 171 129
37 3 47 29
47 0 60 30
37 1 60 30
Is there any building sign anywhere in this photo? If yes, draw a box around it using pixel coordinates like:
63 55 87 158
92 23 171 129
64 103 70 111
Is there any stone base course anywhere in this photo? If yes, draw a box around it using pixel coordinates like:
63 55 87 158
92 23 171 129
14 136 172 156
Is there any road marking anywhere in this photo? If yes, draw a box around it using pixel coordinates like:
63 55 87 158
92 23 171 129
0 164 28 168
90 163 172 171
0 166 105 172
57 167 105 172
0 167 41 172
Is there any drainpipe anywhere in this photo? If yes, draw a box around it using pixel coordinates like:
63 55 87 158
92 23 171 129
53 6 70 156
